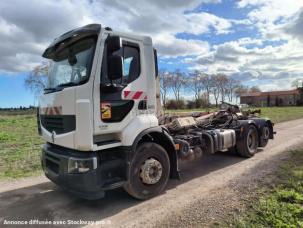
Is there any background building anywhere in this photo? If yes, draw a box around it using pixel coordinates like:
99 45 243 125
240 89 302 106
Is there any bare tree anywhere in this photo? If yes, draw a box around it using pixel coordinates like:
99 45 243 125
210 74 220 107
159 70 171 108
200 73 212 106
188 70 204 102
250 86 261 92
292 78 303 88
216 73 228 103
234 85 249 103
168 70 184 102
226 78 241 102
24 62 49 97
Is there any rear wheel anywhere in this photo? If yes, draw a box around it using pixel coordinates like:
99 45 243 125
237 125 259 158
259 124 270 147
124 142 170 200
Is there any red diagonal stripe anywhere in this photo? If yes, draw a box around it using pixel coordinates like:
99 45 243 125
124 91 131 98
49 108 54 115
132 91 143 99
54 107 59 115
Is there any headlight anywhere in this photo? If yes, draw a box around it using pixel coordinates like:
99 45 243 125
68 157 97 174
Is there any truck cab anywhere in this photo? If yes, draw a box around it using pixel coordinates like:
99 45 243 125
40 24 158 151
39 24 172 199
38 24 274 200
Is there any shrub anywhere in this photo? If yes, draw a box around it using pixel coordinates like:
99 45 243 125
186 98 208 109
165 99 186 109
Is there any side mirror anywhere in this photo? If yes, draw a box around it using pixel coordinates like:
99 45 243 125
107 36 121 53
108 55 123 81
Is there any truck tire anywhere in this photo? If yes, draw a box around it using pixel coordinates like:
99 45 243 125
124 142 170 200
259 124 270 147
237 125 259 158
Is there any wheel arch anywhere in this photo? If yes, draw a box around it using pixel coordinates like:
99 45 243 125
132 126 180 179
201 132 215 154
265 119 274 139
237 120 259 139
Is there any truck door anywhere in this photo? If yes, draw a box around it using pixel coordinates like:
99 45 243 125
94 35 147 139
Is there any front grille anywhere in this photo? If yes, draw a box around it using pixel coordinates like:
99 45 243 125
40 115 76 134
46 159 59 174
45 152 60 174
42 116 64 132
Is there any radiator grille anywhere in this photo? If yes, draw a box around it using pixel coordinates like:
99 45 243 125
40 115 76 134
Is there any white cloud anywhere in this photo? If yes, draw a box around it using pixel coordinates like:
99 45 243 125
284 8 303 42
0 0 94 73
0 0 302 92
0 0 229 72
237 0 303 40
90 0 229 57
190 37 303 91
153 34 209 57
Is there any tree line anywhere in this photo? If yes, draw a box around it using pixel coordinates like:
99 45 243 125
0 106 36 111
159 70 261 109
23 63 262 109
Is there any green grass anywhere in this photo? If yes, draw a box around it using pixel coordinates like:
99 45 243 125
0 115 43 179
220 149 303 228
257 106 303 123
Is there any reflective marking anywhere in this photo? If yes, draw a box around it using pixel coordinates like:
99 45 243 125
123 90 147 100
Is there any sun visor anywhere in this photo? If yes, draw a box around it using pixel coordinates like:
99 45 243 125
42 24 101 59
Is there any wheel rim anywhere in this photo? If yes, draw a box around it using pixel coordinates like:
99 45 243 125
140 158 163 185
247 128 257 153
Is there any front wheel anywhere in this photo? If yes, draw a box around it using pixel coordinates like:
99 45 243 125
124 142 170 200
237 125 259 158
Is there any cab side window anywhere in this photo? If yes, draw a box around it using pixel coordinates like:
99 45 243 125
122 46 140 84
101 41 140 86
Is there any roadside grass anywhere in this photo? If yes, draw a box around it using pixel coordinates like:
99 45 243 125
0 115 43 179
257 106 303 123
219 149 303 228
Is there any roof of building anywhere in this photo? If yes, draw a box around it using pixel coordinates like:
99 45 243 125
241 89 300 97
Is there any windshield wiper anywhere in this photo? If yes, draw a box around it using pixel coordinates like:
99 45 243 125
44 87 59 93
56 82 78 87
44 79 87 94
57 78 88 88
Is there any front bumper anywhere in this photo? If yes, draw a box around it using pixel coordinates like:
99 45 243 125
41 144 126 199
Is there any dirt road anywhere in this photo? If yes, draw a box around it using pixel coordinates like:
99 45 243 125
1 118 303 227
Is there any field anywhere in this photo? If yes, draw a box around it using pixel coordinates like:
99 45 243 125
0 115 43 179
0 106 303 180
221 149 303 228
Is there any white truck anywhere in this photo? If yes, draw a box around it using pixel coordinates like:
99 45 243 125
38 24 274 200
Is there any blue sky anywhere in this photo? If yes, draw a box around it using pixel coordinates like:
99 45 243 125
0 0 303 107
0 74 36 107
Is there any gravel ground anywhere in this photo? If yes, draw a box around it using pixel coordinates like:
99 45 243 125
155 151 293 228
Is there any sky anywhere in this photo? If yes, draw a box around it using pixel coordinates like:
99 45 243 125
0 0 303 107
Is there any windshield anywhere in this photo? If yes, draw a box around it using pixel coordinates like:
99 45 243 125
46 37 96 90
